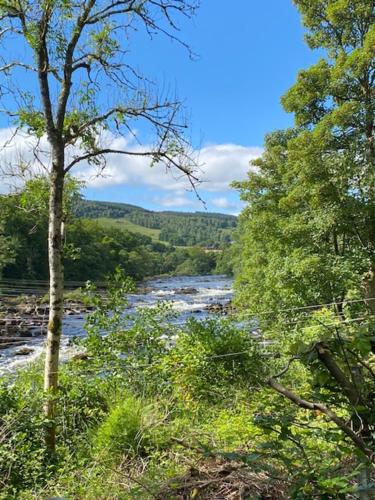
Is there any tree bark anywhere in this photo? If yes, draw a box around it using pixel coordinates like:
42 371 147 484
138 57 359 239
44 154 64 452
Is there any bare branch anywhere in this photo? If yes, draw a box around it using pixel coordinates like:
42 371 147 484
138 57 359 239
0 62 37 73
85 1 140 24
315 342 363 406
271 356 301 379
64 147 197 180
64 103 184 143
346 348 375 381
85 0 197 56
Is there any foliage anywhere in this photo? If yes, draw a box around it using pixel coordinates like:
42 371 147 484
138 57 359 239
215 244 235 275
75 199 149 219
93 395 145 458
76 199 237 248
0 191 49 280
0 207 16 278
0 366 47 493
0 268 373 498
0 186 223 284
18 175 83 222
174 247 217 275
162 318 264 405
233 0 375 482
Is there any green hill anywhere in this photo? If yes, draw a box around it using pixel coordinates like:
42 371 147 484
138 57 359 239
95 217 161 241
75 200 148 219
76 199 237 248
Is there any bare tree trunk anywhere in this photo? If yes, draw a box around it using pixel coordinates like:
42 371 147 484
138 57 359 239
44 157 64 452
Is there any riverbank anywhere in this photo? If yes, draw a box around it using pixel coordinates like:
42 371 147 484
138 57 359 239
0 275 233 373
0 300 281 499
1 289 363 499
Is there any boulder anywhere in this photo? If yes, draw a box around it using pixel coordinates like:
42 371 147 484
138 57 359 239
176 287 199 295
205 301 235 315
14 347 34 356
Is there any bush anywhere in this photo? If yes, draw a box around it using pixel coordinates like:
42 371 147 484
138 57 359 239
0 365 47 494
94 395 146 458
162 318 265 405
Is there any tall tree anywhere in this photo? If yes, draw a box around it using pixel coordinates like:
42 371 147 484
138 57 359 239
0 0 198 451
234 0 375 467
281 0 375 310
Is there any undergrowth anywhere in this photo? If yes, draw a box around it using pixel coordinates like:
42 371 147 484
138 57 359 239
0 273 370 498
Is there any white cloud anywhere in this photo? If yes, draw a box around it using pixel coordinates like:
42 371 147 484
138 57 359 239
75 140 261 193
154 194 198 208
209 196 245 215
198 144 262 192
0 128 50 193
211 197 233 209
0 128 262 196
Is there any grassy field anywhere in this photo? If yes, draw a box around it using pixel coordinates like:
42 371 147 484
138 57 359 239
96 217 162 241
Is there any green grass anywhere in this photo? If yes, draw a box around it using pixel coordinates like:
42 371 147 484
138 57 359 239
96 217 161 241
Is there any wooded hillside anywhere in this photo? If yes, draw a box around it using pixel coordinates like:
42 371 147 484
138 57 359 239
76 199 237 247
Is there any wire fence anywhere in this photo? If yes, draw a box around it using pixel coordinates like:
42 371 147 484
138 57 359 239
0 277 375 347
1 278 375 311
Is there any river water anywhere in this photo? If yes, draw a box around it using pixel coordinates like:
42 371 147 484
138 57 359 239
0 274 233 374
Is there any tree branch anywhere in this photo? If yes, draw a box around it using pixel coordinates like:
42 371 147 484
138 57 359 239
56 0 96 133
315 342 363 406
65 147 197 180
37 3 57 144
64 103 184 144
268 378 374 463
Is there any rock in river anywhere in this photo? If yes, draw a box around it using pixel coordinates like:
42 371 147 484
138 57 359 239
14 347 34 356
175 287 199 295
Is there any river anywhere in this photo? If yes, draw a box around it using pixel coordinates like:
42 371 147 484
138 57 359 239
0 274 233 374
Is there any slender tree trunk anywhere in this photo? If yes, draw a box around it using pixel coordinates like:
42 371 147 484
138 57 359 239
44 155 65 452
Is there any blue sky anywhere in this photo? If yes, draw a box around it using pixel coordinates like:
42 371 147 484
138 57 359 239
0 1 320 214
84 0 319 213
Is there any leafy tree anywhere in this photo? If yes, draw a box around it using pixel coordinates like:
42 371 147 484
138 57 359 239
234 0 375 471
175 247 216 275
0 204 16 278
215 244 234 275
0 0 198 451
1 192 49 280
1 177 83 281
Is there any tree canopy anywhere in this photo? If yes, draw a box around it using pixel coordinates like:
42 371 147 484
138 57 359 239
234 0 375 470
235 0 374 313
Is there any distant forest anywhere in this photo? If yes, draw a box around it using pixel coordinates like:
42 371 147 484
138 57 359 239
0 189 234 283
76 199 237 247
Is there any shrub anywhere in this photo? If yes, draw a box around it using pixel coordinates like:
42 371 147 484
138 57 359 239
0 365 47 493
162 318 265 405
94 395 145 458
